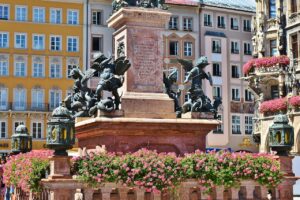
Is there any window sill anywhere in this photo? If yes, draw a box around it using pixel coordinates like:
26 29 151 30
232 131 241 135
217 26 225 29
232 99 240 102
212 52 221 54
213 131 223 134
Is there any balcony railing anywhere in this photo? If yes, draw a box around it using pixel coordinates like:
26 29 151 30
0 102 51 112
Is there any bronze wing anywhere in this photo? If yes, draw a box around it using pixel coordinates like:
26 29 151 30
114 56 131 76
177 59 193 72
81 68 96 86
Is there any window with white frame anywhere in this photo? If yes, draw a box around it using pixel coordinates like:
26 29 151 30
92 10 102 25
169 41 179 56
184 42 192 56
13 88 26 110
245 116 253 135
14 121 24 131
231 41 239 54
243 19 251 32
212 63 221 76
0 32 8 48
230 17 239 30
32 56 44 77
67 37 78 52
14 56 26 77
213 86 222 98
270 39 278 56
32 34 45 50
33 7 45 23
31 88 44 110
67 58 78 78
67 10 78 25
0 5 9 20
183 17 192 31
245 89 253 102
50 8 61 24
49 89 61 110
213 114 223 133
50 57 62 78
231 65 240 78
232 115 241 134
212 40 221 53
15 33 27 49
168 16 178 30
244 42 251 55
232 88 240 101
0 87 7 110
50 36 61 51
217 16 225 28
0 55 8 76
204 13 212 26
32 122 42 139
15 6 27 21
0 121 6 138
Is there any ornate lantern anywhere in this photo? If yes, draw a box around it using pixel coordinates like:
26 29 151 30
11 125 32 154
269 113 294 155
47 103 75 156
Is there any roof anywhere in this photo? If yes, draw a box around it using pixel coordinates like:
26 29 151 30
205 31 226 38
165 0 198 6
200 0 256 12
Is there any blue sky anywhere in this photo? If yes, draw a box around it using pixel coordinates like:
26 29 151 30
293 156 300 195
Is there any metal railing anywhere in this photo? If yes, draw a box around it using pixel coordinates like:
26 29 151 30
0 102 51 112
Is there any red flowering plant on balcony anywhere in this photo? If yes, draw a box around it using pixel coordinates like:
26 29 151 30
3 150 53 193
288 96 300 107
259 98 287 114
243 55 290 75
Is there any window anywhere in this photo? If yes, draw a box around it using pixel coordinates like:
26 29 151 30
32 122 42 139
13 88 26 110
32 56 44 77
230 17 239 30
169 16 178 30
15 33 27 49
0 121 6 138
271 85 279 99
92 36 102 52
292 35 298 59
184 42 192 56
245 116 253 135
269 0 276 18
50 58 62 78
231 41 239 54
212 40 221 53
14 58 26 77
214 115 223 133
68 10 79 25
291 0 298 13
92 10 102 25
14 121 24 131
50 36 61 51
0 32 8 48
243 19 251 32
204 13 212 26
50 8 61 24
49 90 61 110
270 39 277 56
183 17 192 31
217 16 225 28
67 37 78 52
231 65 240 78
212 63 221 76
245 89 253 102
0 87 8 110
67 58 78 78
232 115 241 134
33 7 45 23
244 42 252 55
15 6 27 21
232 88 240 101
169 41 179 56
0 5 9 20
213 86 221 98
32 34 44 50
31 88 44 110
0 56 8 76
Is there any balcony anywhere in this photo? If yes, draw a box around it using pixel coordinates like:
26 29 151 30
0 102 51 112
288 12 300 27
266 18 278 31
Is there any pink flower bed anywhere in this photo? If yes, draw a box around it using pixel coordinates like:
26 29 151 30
259 98 287 113
288 96 300 107
243 55 290 75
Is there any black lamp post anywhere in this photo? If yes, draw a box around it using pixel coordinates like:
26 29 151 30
269 113 294 155
46 103 75 156
11 125 32 154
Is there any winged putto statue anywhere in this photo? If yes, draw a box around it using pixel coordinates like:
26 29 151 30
64 53 131 118
177 56 222 119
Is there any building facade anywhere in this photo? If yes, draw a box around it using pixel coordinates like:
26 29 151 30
0 0 85 155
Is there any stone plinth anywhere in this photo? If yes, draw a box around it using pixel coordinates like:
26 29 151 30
48 156 72 179
76 117 219 154
107 8 175 119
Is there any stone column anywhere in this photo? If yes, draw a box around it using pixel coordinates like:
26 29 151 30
261 186 269 200
118 187 130 200
179 180 198 200
107 8 175 119
101 184 115 200
152 191 161 200
135 188 145 199
215 186 224 200
83 188 94 200
243 180 256 199
231 187 240 200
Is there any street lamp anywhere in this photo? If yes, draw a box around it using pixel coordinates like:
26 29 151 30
269 113 294 155
11 125 32 154
46 102 75 156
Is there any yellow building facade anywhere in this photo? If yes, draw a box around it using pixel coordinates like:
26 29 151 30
0 0 84 154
